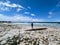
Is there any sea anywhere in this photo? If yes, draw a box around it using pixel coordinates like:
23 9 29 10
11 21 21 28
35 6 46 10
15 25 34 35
11 22 60 28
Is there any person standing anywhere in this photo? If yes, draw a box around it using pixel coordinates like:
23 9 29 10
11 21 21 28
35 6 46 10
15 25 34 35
31 23 33 29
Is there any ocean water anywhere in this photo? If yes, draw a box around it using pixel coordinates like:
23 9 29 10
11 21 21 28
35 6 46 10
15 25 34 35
16 23 60 28
34 23 60 27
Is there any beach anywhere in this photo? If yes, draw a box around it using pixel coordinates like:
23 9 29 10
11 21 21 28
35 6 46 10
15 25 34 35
0 23 60 45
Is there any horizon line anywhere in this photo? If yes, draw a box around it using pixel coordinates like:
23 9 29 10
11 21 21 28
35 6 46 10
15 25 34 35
0 21 60 23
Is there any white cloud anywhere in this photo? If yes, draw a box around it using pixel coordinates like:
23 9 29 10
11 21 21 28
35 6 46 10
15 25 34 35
56 20 60 22
24 12 30 14
27 6 31 9
0 0 24 11
0 7 10 11
31 14 35 16
48 12 53 18
56 1 60 7
48 15 52 18
49 12 53 15
48 0 60 19
28 18 44 22
17 8 23 12
0 14 44 22
0 1 23 8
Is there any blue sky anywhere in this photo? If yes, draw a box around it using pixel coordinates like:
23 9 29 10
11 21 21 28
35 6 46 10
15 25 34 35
0 0 60 22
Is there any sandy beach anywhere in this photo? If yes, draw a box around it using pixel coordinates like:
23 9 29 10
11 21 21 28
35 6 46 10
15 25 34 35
0 23 60 45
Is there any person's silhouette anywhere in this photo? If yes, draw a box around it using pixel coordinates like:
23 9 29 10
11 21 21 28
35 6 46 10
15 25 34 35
31 23 33 29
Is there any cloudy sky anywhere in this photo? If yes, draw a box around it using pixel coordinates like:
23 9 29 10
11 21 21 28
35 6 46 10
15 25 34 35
0 0 60 22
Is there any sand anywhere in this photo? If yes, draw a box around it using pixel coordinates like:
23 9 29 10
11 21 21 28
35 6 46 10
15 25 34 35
0 23 60 45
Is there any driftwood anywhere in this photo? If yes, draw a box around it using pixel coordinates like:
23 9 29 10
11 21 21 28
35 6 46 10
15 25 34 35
25 28 47 31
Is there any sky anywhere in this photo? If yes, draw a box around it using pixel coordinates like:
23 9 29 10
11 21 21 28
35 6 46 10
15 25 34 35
0 0 60 22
